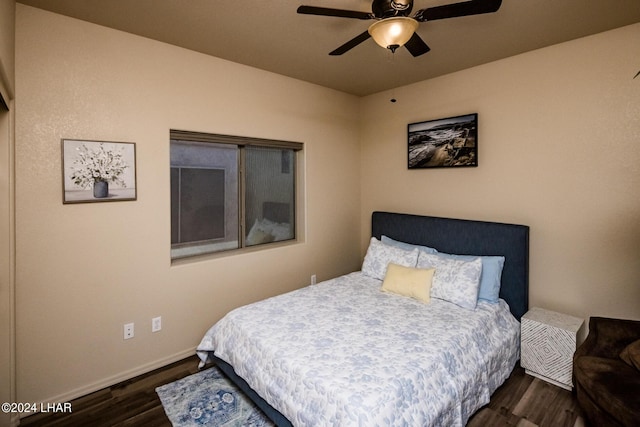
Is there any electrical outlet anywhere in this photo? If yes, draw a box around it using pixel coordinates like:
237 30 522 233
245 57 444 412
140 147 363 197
123 323 134 340
152 316 162 333
311 274 317 285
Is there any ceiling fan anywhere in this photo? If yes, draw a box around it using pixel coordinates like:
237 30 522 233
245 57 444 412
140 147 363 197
297 0 502 57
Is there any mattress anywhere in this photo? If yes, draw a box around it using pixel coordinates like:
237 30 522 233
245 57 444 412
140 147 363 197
197 271 520 426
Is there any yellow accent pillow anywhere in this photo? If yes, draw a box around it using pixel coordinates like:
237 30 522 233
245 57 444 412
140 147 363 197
381 263 435 303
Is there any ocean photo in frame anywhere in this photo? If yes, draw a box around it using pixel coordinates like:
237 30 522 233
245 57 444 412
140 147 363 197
408 113 478 169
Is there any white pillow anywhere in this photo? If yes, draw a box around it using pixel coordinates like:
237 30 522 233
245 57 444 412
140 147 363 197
261 218 292 240
246 219 273 245
417 252 482 309
381 235 438 255
362 237 419 280
246 218 292 245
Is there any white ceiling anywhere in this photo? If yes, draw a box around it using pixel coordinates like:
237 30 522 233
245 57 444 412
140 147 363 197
16 0 640 96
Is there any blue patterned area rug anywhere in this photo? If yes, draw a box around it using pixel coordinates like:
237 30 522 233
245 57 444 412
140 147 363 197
156 366 274 426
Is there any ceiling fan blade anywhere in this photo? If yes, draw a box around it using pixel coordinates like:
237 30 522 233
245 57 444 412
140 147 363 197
414 0 502 22
404 33 431 57
329 31 371 55
297 5 374 20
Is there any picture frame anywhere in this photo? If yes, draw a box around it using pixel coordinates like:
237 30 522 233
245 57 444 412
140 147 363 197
408 113 478 169
62 139 137 204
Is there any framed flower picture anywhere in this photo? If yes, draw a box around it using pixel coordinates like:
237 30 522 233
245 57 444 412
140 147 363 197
61 139 137 204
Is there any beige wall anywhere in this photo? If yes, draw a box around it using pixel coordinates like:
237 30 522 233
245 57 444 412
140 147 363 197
0 0 14 102
15 5 361 404
0 0 16 426
360 23 640 326
13 1 640 412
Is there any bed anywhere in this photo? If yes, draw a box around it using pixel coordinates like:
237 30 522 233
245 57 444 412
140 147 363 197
197 211 529 426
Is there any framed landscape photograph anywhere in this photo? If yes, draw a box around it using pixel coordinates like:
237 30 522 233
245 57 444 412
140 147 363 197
408 113 478 169
62 139 137 204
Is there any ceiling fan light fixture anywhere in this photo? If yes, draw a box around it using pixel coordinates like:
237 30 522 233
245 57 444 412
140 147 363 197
368 17 418 51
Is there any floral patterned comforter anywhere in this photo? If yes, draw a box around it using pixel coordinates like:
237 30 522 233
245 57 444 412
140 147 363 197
197 272 520 427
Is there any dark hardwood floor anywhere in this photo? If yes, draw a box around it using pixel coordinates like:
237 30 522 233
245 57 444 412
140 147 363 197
20 357 202 427
467 368 586 427
21 356 586 427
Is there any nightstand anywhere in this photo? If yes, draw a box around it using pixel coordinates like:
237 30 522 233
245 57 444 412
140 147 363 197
521 307 584 390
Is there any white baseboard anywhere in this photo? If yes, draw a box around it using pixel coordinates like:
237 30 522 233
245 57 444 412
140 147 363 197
19 346 197 419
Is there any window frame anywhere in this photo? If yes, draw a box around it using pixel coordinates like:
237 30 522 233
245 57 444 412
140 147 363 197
170 129 303 261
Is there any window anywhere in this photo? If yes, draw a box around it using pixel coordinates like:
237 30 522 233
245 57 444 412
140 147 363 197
170 130 302 260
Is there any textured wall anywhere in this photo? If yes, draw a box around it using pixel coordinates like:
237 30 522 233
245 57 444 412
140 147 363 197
15 4 361 404
360 23 640 327
14 1 640 410
0 0 16 425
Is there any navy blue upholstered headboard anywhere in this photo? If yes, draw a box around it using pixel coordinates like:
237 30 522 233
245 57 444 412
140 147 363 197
371 211 529 320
